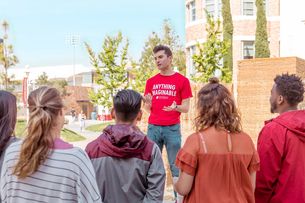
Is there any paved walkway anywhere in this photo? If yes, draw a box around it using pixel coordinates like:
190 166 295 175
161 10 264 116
65 120 176 203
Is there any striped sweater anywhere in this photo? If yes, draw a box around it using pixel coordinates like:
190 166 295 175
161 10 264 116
0 140 102 203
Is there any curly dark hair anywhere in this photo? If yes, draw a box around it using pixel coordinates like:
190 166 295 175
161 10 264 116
274 73 304 106
195 77 242 133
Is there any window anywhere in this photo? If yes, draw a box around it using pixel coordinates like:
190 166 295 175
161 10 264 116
242 41 255 59
242 0 255 16
206 0 215 16
242 0 267 16
190 1 196 21
205 0 222 17
188 46 196 75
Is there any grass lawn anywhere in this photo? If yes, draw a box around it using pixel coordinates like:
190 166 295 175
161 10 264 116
15 120 85 142
85 121 114 132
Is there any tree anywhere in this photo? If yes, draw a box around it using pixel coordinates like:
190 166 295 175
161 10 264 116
192 13 231 83
0 21 19 90
131 32 160 93
50 79 68 96
85 32 129 108
35 72 68 96
222 0 234 73
255 0 270 58
36 72 50 86
132 20 185 92
161 19 186 74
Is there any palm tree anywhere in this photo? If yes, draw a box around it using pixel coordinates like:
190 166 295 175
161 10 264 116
0 20 18 90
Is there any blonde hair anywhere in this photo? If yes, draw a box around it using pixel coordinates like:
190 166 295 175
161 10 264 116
195 77 242 133
13 86 64 179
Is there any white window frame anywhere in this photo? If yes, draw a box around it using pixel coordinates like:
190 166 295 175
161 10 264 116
242 0 255 16
205 0 222 18
188 45 197 75
190 1 196 22
242 0 268 16
242 41 255 59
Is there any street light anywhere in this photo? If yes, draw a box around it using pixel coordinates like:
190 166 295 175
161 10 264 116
24 65 30 123
0 38 3 90
65 34 80 86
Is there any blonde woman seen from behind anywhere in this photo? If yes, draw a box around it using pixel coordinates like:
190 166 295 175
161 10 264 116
0 86 101 203
174 78 259 203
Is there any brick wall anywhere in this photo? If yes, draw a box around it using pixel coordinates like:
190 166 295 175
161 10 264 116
236 57 305 143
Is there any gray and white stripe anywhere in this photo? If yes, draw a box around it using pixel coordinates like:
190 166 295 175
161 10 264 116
0 141 102 203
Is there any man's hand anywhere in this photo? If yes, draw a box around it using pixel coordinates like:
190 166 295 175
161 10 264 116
143 93 152 106
163 101 177 111
143 93 152 113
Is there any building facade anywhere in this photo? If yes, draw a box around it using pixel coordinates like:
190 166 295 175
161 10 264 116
185 0 280 79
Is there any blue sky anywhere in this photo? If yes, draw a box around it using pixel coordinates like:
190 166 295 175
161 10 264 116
0 0 185 68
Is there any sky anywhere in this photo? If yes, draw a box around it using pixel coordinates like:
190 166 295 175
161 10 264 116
0 0 185 68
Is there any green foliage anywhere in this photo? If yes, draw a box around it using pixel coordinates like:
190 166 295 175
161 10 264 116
35 72 68 96
85 32 129 108
0 21 19 90
162 20 186 75
131 32 160 93
36 72 50 86
50 79 68 96
222 0 233 73
132 19 185 93
255 0 270 58
192 13 231 83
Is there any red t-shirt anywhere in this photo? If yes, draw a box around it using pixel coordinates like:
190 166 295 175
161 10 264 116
144 72 192 126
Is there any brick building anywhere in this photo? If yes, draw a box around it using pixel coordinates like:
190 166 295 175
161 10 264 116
185 0 280 82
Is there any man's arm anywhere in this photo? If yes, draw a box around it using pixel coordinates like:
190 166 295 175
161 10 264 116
143 145 165 203
255 125 283 203
163 98 191 113
143 94 152 113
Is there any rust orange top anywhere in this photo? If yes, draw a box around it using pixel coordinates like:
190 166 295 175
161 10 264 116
176 127 260 203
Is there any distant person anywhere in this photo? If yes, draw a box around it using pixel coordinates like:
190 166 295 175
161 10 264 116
143 45 192 202
79 111 86 131
71 108 76 122
0 86 101 203
255 74 305 203
174 78 259 203
86 89 165 203
0 91 18 180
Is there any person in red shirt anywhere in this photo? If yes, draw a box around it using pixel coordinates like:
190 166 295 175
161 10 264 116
143 45 192 203
255 73 305 203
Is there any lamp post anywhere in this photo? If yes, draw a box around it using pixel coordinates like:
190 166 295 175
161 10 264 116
24 65 30 123
65 34 80 86
0 38 3 90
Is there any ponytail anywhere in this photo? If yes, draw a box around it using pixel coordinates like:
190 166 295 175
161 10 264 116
13 87 63 179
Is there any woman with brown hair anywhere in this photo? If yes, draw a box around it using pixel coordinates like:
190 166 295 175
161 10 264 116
0 91 18 178
0 86 101 203
174 78 259 203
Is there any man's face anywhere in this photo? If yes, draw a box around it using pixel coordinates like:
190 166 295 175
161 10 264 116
270 84 279 113
154 50 172 70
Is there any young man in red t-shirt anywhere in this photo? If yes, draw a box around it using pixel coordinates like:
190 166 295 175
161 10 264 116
144 45 192 202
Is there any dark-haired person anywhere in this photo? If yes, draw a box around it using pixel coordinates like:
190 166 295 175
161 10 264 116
174 78 259 203
0 91 18 180
0 87 101 203
255 74 305 203
86 89 165 203
143 45 192 202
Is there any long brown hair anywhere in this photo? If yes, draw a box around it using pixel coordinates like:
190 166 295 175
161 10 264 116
195 77 242 133
13 86 64 179
0 91 17 157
